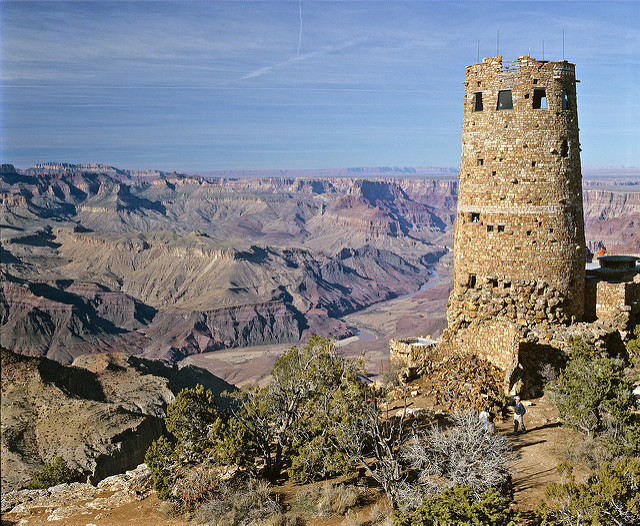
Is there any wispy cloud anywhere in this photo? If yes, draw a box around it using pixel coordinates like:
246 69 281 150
221 39 363 86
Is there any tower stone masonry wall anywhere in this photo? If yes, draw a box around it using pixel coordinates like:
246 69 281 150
449 55 586 335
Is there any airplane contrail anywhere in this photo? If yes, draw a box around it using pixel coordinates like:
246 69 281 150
297 0 303 56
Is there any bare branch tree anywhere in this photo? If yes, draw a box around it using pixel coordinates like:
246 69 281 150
330 391 409 509
402 412 515 503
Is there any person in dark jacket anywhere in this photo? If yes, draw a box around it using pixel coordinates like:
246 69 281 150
513 396 526 433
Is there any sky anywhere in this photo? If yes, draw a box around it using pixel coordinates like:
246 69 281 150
1 1 639 172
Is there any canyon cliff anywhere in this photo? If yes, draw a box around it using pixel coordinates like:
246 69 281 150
0 349 234 492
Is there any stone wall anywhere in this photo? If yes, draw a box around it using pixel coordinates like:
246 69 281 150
595 274 640 334
447 275 570 334
445 320 520 370
389 337 441 379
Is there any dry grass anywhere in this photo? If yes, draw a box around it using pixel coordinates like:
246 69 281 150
192 476 282 526
289 481 363 519
555 434 614 471
366 502 393 525
317 483 361 516
261 513 306 526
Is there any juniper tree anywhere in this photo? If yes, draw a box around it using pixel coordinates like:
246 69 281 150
226 335 367 482
548 338 639 453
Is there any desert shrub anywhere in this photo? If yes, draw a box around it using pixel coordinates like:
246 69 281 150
27 456 83 489
547 338 639 454
381 359 403 388
393 485 518 526
539 362 558 385
536 458 640 525
166 384 226 462
556 433 614 471
192 475 282 526
146 383 256 504
172 463 221 512
399 412 515 509
145 435 176 500
627 323 640 366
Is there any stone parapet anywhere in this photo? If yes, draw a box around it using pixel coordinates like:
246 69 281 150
595 275 640 335
389 337 441 380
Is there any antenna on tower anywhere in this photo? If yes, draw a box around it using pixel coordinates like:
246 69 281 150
497 30 499 56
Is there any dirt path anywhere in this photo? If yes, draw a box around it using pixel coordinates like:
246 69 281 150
498 397 589 524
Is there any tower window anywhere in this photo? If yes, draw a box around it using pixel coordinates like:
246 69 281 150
471 213 480 223
497 90 513 110
562 90 570 110
476 158 484 166
469 274 477 288
531 161 536 167
474 92 484 111
487 224 494 232
497 225 505 233
533 88 547 109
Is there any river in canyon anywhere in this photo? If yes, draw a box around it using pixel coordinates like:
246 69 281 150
181 264 449 387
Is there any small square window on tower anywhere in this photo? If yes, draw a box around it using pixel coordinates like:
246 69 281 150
471 213 480 223
533 88 547 109
562 90 570 110
487 224 494 232
476 158 484 166
497 90 513 110
497 224 505 233
474 92 483 111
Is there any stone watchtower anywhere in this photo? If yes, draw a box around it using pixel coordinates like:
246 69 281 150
446 56 586 366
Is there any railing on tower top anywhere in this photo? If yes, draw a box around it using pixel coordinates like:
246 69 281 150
553 62 575 78
500 60 520 73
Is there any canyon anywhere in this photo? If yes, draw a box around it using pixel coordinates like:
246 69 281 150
1 164 637 367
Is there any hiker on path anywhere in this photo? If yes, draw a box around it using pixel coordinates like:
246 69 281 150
513 396 526 433
479 407 490 430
